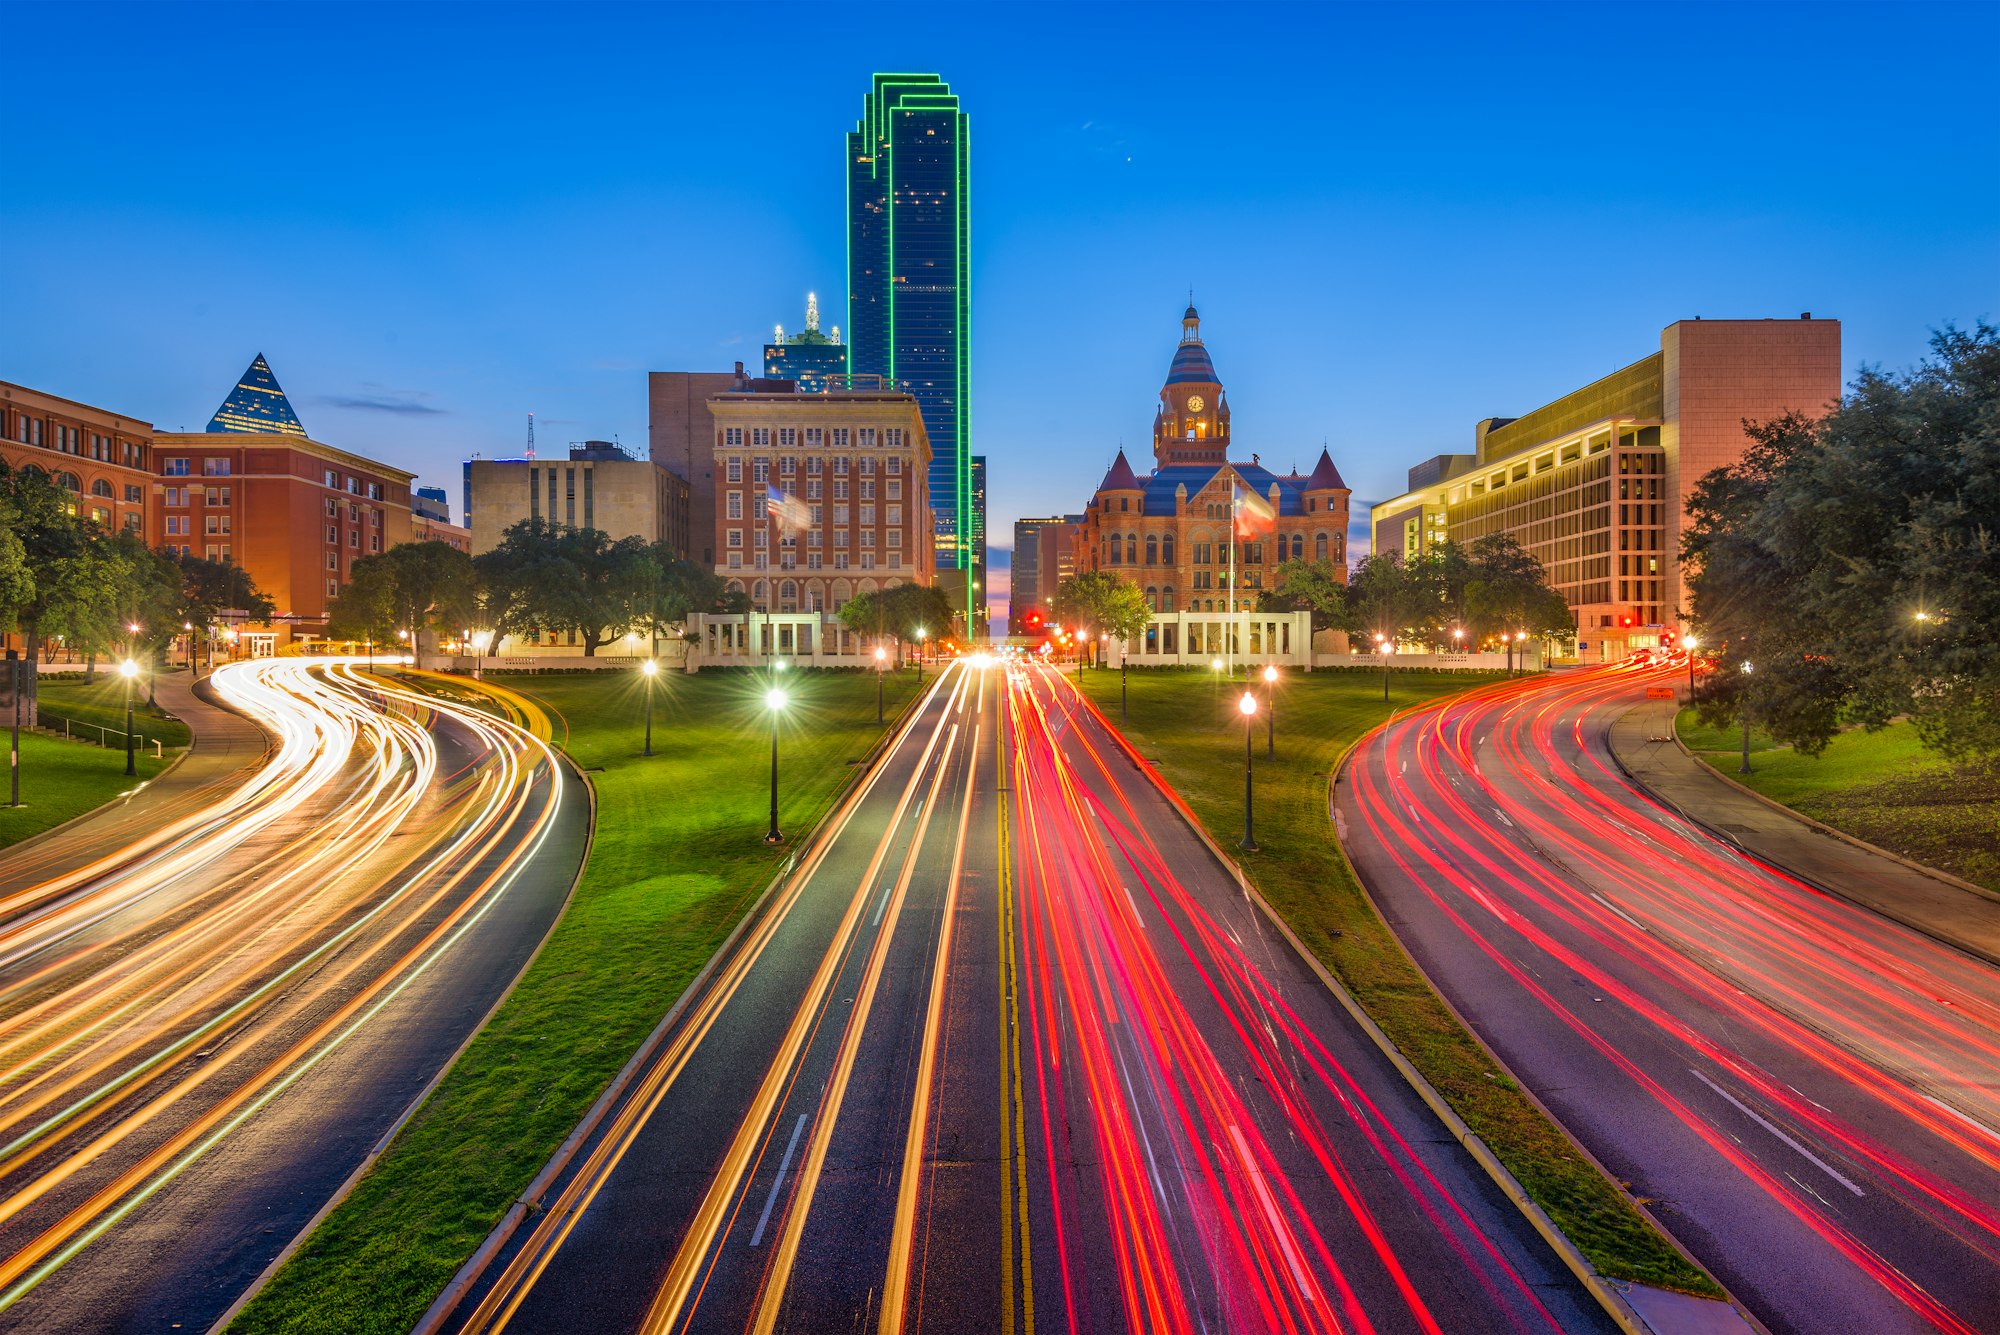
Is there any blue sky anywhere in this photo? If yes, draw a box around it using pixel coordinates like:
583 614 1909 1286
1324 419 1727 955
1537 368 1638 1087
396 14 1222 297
7 1 1997 616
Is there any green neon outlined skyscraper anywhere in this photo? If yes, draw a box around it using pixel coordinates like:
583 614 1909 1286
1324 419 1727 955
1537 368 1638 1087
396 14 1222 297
846 73 972 606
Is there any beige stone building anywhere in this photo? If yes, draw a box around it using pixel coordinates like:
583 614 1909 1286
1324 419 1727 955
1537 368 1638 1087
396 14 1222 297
1372 315 1842 660
707 386 933 615
467 442 691 558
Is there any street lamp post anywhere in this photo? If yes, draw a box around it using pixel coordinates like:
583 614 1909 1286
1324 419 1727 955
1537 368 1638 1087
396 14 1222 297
764 686 788 843
8 652 21 808
1375 634 1391 702
1238 691 1259 851
1738 660 1755 775
1077 632 1089 682
1120 643 1128 722
1684 635 1699 700
1262 663 1278 757
915 627 926 686
874 645 887 723
641 658 658 756
1211 657 1223 699
120 658 139 777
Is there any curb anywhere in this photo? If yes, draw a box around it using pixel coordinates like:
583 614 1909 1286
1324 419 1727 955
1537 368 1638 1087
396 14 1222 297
412 673 934 1333
1608 698 2000 970
1062 676 1764 1335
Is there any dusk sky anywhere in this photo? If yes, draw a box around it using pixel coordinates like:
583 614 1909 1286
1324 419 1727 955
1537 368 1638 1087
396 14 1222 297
8 2 1997 616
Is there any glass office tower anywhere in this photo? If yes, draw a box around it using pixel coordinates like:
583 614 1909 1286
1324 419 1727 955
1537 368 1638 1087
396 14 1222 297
846 73 972 601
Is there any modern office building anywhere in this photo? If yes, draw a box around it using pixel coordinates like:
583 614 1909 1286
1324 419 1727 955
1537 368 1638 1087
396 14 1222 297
467 441 691 558
0 380 155 541
968 453 986 633
845 73 973 608
1078 306 1352 614
1008 514 1071 633
1371 315 1842 660
706 384 932 618
764 293 848 393
154 357 416 650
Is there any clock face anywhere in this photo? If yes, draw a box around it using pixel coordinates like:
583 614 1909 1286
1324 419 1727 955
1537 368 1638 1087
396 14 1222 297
1186 394 1206 414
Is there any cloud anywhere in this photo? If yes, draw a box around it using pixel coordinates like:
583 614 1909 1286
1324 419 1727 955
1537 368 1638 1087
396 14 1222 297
322 392 447 416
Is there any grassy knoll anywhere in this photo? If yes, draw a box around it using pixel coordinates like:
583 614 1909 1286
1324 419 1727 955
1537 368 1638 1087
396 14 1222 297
228 666 916 1335
1679 710 2000 894
34 674 193 750
0 731 170 849
1076 666 1719 1296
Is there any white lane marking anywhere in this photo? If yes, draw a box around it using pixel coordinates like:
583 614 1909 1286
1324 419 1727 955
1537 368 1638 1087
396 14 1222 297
1492 809 1514 828
1590 892 1649 934
1689 1070 1865 1197
1921 1092 2000 1146
871 881 896 927
1464 884 1508 921
749 1113 811 1246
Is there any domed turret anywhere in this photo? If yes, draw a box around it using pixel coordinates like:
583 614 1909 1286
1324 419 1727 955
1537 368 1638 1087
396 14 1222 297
1155 303 1228 468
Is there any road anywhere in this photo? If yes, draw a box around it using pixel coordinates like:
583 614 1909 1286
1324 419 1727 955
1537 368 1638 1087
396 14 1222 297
445 657 1614 1335
0 658 587 1333
1338 659 2000 1335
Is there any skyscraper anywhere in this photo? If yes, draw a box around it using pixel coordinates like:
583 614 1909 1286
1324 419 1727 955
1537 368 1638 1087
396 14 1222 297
846 73 972 613
764 293 848 393
969 453 986 634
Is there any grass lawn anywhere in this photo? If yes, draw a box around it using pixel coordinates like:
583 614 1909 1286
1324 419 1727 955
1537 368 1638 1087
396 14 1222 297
1076 665 1718 1297
0 730 171 850
34 674 194 750
228 666 918 1335
1679 710 2000 894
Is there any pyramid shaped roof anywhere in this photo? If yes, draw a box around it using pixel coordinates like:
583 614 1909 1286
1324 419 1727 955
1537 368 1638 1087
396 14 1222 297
1304 448 1348 492
1097 448 1141 492
206 354 308 436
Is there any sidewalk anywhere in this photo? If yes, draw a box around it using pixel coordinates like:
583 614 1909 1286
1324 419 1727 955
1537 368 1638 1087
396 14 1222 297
1608 695 2000 969
0 670 272 895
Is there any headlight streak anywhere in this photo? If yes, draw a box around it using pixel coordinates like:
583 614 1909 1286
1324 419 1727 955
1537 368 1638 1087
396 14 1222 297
1346 657 2000 1335
0 657 565 1315
1004 662 1562 1335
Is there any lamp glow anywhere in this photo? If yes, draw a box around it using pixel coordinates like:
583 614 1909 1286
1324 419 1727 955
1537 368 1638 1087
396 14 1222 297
1262 665 1278 684
641 659 659 677
119 659 139 679
1239 693 1257 716
766 688 788 712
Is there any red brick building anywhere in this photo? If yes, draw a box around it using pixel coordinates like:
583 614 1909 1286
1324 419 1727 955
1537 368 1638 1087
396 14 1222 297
0 381 155 540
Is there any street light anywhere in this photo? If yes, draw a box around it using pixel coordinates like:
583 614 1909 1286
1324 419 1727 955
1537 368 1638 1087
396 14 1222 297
1211 656 1224 698
1077 631 1090 682
915 627 926 685
1738 660 1755 775
764 686 788 843
1375 633 1392 702
874 645 888 723
1238 691 1260 851
471 629 492 681
1262 663 1278 756
119 658 139 776
640 658 659 756
1683 635 1699 699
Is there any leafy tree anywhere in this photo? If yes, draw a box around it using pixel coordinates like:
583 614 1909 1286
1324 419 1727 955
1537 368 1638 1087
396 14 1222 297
1260 559 1347 633
1686 323 1998 759
325 556 400 646
1342 552 1436 649
837 582 955 661
0 464 99 708
1049 571 1150 663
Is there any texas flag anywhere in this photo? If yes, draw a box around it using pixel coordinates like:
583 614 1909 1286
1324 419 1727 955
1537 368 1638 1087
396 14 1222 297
1232 477 1276 537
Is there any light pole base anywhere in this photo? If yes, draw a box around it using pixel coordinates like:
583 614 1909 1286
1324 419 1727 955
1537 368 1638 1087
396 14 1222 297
763 831 785 845
1239 837 1260 852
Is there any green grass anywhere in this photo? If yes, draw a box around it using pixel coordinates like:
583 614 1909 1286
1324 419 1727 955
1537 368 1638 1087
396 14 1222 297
0 731 170 849
1674 708 1784 755
227 666 917 1335
34 674 193 750
1077 666 1720 1297
1680 712 2000 894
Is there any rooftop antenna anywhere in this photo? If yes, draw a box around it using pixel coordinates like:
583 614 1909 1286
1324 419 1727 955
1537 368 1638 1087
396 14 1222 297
526 411 536 461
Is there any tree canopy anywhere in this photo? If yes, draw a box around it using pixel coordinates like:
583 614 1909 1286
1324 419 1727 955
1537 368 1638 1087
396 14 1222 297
1049 571 1151 651
837 582 955 653
1685 323 1999 760
466 521 739 656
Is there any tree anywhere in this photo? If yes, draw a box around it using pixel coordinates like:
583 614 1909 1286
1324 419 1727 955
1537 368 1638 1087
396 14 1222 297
1049 572 1151 662
0 464 103 709
1261 559 1347 633
1342 552 1434 648
837 582 955 660
471 520 654 655
1686 323 1999 760
165 549 276 669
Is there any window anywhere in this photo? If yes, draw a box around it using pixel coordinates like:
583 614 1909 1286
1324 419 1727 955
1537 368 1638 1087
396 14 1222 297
860 457 875 476
752 428 770 446
124 484 143 503
834 480 849 501
805 428 823 446
371 535 382 552
833 457 849 476
728 552 743 569
834 530 849 548
859 505 875 526
859 428 876 447
886 479 901 499
326 552 339 570
807 455 823 474
1162 534 1175 564
780 455 796 475
726 458 743 483
859 553 875 570
834 553 850 570
727 492 743 519
754 529 767 549
860 480 875 500
349 530 360 548
886 505 901 525
368 482 382 500
887 457 901 475
753 458 769 484
90 478 114 498
327 579 340 597
349 477 363 495
90 506 110 525
327 524 339 543
201 456 232 476
832 429 849 447
810 504 823 525
779 428 796 446
164 458 190 477
886 528 901 548
886 428 903 448
807 553 823 569
806 480 822 500
123 512 143 533
728 529 743 548
1110 534 1124 563
808 530 822 548
834 505 849 524
725 427 743 446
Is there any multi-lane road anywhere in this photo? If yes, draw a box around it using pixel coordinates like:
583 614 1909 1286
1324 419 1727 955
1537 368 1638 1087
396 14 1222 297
0 659 587 1334
1339 660 2000 1335
442 657 1613 1335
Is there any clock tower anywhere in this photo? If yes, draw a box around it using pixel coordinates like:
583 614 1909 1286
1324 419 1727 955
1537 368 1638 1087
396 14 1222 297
1153 304 1230 468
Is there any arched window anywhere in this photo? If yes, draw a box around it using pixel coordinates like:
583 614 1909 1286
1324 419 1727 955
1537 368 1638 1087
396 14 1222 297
1334 534 1346 561
832 578 852 605
728 578 746 595
1162 533 1175 564
807 588 823 612
859 578 879 595
1314 532 1329 561
1145 534 1158 566
55 471 81 492
1290 533 1304 561
1162 587 1176 612
90 478 114 498
780 579 797 603
753 579 768 603
1110 533 1123 564
1146 586 1158 610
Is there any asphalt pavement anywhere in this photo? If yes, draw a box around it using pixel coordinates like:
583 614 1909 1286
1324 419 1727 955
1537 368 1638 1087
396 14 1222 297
0 659 587 1334
444 656 1615 1335
1336 659 2000 1335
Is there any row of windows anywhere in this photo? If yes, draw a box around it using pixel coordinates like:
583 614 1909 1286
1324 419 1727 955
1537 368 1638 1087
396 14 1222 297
723 455 904 484
724 551 904 572
727 525 903 549
5 413 148 468
721 427 907 448
1101 532 1346 566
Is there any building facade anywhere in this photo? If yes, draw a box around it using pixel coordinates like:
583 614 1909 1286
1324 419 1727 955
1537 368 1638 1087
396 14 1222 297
1008 514 1069 633
649 367 748 568
846 73 973 601
1371 316 1841 659
707 387 932 617
467 442 691 557
0 381 154 541
154 356 417 648
1079 307 1352 615
764 293 848 393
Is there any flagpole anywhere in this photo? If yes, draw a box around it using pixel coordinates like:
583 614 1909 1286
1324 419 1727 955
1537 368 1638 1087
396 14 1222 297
1228 486 1238 679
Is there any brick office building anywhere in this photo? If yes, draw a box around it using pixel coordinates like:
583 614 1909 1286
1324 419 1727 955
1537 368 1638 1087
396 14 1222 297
707 383 933 616
152 356 415 651
1371 316 1842 660
0 381 155 540
1078 306 1353 614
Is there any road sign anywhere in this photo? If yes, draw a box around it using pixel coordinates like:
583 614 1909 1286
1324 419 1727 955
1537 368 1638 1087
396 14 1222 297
1646 686 1676 699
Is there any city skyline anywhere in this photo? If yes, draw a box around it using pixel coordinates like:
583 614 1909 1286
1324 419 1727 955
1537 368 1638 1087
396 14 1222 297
6 2 1996 624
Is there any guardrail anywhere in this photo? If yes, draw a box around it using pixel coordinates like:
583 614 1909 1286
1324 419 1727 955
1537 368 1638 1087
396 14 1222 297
31 711 168 759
